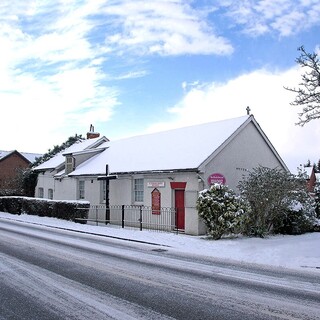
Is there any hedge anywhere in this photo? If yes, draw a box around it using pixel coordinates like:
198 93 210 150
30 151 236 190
0 196 90 223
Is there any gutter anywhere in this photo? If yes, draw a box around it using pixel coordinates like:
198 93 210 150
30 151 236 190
110 168 199 175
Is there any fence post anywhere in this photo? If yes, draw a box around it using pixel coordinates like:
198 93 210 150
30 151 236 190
96 207 98 226
139 206 142 231
122 205 125 228
176 208 179 234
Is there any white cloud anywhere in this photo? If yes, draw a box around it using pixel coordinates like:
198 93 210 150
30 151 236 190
271 10 306 37
0 1 120 152
113 70 149 80
223 0 320 37
104 0 233 56
146 68 320 172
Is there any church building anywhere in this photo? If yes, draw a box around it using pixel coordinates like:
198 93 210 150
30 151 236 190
34 115 288 235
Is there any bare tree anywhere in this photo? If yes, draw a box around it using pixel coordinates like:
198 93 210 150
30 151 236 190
285 46 320 126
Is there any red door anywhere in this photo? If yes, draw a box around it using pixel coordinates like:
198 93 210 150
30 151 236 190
175 190 185 230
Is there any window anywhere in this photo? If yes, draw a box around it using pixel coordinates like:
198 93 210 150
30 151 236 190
79 180 85 199
66 156 75 174
38 187 44 198
134 178 144 202
48 188 53 200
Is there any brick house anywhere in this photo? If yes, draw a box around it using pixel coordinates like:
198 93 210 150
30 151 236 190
0 150 42 195
303 166 317 193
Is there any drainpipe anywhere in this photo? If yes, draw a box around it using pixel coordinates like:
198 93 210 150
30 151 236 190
197 174 206 189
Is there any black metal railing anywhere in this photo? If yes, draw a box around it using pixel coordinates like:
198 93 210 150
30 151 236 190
77 205 182 233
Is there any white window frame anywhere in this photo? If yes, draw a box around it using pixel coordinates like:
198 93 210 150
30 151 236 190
78 180 85 199
48 188 53 200
134 178 144 202
66 156 75 174
38 187 44 198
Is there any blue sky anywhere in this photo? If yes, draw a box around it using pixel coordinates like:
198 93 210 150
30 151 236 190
0 0 319 172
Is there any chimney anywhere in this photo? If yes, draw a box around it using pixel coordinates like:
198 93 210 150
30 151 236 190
87 124 100 139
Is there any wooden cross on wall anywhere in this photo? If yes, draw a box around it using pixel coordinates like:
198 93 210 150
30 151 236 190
97 164 118 224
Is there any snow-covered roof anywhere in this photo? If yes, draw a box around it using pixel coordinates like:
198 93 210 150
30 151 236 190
20 152 43 163
34 137 108 170
0 150 10 159
69 116 252 176
0 150 42 163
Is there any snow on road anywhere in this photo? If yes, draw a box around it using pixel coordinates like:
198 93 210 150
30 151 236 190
1 246 175 320
1 212 320 319
1 211 319 271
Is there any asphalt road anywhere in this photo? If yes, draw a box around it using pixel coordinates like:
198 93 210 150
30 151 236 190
1 219 320 320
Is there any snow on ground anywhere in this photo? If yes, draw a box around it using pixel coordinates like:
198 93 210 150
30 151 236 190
1 211 319 271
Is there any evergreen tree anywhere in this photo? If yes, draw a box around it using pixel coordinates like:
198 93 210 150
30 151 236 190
317 159 320 172
22 134 84 196
21 168 39 197
315 183 320 219
305 159 311 167
33 134 84 166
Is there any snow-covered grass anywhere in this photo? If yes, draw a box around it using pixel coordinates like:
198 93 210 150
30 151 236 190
1 211 319 272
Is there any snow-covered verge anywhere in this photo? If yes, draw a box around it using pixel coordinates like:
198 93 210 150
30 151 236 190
1 211 319 272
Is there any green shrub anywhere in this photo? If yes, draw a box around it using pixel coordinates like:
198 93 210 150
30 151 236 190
238 166 314 237
0 196 23 214
274 198 316 235
0 196 89 223
197 184 250 240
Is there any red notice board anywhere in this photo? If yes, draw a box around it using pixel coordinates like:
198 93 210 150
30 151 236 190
207 173 226 185
151 188 161 215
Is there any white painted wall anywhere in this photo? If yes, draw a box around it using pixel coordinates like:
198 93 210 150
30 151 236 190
81 178 102 204
108 172 204 234
36 171 55 198
54 177 77 200
110 176 132 205
201 122 287 192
